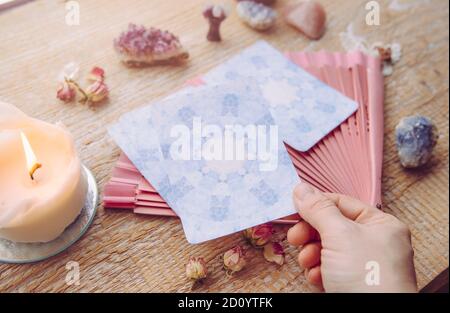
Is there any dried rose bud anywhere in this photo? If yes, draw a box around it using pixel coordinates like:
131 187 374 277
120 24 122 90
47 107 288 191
56 79 76 102
370 42 402 76
57 62 80 82
88 66 105 82
223 245 246 275
186 257 208 282
242 223 274 247
263 242 285 265
84 80 109 104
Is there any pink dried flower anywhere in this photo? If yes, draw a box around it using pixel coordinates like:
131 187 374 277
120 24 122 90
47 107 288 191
223 245 246 275
113 24 189 66
263 242 285 265
186 257 208 282
56 79 76 102
242 223 274 247
84 79 109 104
88 66 105 82
58 62 79 81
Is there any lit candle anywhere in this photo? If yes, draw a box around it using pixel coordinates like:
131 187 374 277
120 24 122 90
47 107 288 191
0 101 87 243
20 131 42 180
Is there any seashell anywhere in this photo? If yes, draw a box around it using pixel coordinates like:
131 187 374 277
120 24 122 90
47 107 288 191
283 1 326 40
395 115 439 168
113 24 189 66
236 1 277 31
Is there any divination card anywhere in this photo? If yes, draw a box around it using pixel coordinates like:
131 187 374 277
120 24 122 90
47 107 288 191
201 40 358 152
109 81 300 243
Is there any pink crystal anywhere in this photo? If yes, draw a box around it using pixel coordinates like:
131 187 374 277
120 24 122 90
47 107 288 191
283 1 326 40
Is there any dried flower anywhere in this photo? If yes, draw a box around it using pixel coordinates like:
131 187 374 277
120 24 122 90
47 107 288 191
88 66 105 82
223 245 246 275
84 79 109 104
371 42 401 63
77 66 109 105
203 4 229 42
56 79 76 102
263 242 285 265
242 223 274 247
57 61 80 82
186 257 208 282
369 42 402 76
56 64 109 106
114 24 189 66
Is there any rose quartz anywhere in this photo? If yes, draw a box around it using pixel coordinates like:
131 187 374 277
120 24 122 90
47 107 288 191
283 1 326 40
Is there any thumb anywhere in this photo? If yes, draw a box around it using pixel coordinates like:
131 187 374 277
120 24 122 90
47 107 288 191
293 182 349 234
323 193 380 222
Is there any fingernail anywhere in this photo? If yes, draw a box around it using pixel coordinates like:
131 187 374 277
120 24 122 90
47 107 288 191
294 182 314 201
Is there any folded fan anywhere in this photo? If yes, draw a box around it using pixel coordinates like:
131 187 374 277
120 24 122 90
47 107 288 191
103 50 384 223
286 51 384 206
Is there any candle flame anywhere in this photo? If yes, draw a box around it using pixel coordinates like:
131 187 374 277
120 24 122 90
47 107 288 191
20 131 42 180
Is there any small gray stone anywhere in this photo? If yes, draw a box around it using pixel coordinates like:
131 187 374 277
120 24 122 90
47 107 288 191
395 115 438 168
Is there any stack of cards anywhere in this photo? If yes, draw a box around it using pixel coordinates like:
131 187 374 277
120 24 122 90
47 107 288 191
105 41 383 244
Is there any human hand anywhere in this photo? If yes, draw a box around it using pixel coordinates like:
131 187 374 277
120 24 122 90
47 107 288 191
287 182 417 292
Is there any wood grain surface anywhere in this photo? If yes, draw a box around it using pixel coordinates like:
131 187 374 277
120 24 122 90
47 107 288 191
0 0 448 292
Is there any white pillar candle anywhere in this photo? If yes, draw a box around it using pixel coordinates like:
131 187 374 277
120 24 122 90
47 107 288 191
0 101 87 243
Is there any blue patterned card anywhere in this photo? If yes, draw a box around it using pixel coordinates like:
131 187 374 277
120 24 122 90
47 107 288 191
201 40 358 151
109 82 300 243
108 41 358 243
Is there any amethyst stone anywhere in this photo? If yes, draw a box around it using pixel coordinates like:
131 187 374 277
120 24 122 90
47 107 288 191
395 115 438 168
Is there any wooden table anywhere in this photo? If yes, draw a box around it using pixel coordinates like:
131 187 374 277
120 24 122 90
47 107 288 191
0 0 448 292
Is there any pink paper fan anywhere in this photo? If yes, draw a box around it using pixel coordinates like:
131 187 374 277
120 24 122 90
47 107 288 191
286 51 384 206
103 50 384 224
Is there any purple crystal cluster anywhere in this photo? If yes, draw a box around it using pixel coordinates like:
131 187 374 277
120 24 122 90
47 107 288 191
114 24 187 64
